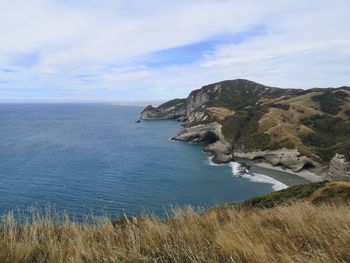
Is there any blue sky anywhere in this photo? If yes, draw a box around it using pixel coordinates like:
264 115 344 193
0 0 350 102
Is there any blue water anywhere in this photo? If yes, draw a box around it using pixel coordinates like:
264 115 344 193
0 104 277 218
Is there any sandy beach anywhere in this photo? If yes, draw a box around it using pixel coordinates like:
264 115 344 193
251 162 325 183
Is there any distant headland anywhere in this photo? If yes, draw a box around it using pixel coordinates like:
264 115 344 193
140 79 350 182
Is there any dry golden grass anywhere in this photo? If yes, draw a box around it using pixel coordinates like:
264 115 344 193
256 91 346 158
207 107 235 121
0 198 349 262
258 106 314 156
258 95 287 105
281 92 324 115
257 90 350 159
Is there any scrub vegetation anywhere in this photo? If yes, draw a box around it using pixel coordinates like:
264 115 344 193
206 82 350 162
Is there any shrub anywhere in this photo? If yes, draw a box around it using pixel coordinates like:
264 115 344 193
271 103 290 111
222 105 271 150
244 182 327 208
300 115 350 161
334 90 349 99
312 91 345 115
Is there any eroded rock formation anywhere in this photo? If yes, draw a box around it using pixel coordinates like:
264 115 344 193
328 154 350 180
140 79 350 180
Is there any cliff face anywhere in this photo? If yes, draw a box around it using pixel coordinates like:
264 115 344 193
328 154 350 180
140 79 350 180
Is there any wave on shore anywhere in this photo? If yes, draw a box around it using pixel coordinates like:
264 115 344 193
229 162 288 191
208 157 288 191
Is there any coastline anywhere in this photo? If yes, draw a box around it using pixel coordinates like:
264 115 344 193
249 161 324 183
145 117 327 187
175 129 325 187
168 121 326 184
205 145 324 184
207 154 312 191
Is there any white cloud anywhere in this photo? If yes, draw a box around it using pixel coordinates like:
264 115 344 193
0 0 350 101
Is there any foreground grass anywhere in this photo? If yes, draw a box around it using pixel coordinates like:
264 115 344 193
1 182 350 262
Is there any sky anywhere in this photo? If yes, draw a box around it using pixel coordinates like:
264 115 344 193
0 0 350 103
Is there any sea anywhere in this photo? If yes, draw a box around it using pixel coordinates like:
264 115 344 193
0 104 307 218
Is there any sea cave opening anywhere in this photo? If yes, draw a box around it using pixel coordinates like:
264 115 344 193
200 132 219 145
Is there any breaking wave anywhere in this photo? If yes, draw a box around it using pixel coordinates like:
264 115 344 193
229 162 288 191
208 157 288 191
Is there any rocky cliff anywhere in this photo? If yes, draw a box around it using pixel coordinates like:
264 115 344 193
141 79 350 181
328 154 350 180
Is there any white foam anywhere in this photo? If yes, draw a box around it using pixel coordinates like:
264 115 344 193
229 162 288 191
208 156 221 166
207 156 230 167
208 158 288 191
242 173 288 191
229 162 242 174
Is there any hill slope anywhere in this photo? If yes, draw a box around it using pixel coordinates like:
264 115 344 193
141 79 350 180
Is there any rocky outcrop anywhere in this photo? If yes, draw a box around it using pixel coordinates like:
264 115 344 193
234 149 321 173
140 99 186 120
186 89 210 123
173 122 233 164
204 140 233 164
173 122 224 143
328 154 350 180
140 78 350 179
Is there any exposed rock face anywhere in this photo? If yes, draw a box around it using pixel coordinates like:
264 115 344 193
234 149 321 173
140 99 186 120
183 79 301 125
186 89 209 123
173 122 223 143
173 122 233 164
140 78 350 179
328 154 350 180
141 79 299 123
204 140 233 164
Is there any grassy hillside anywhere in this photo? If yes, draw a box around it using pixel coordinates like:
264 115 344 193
198 81 350 162
143 79 350 163
0 181 349 262
259 88 350 162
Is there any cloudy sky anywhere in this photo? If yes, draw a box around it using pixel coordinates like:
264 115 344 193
0 0 350 102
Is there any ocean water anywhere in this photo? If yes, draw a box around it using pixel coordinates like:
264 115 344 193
0 104 301 218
